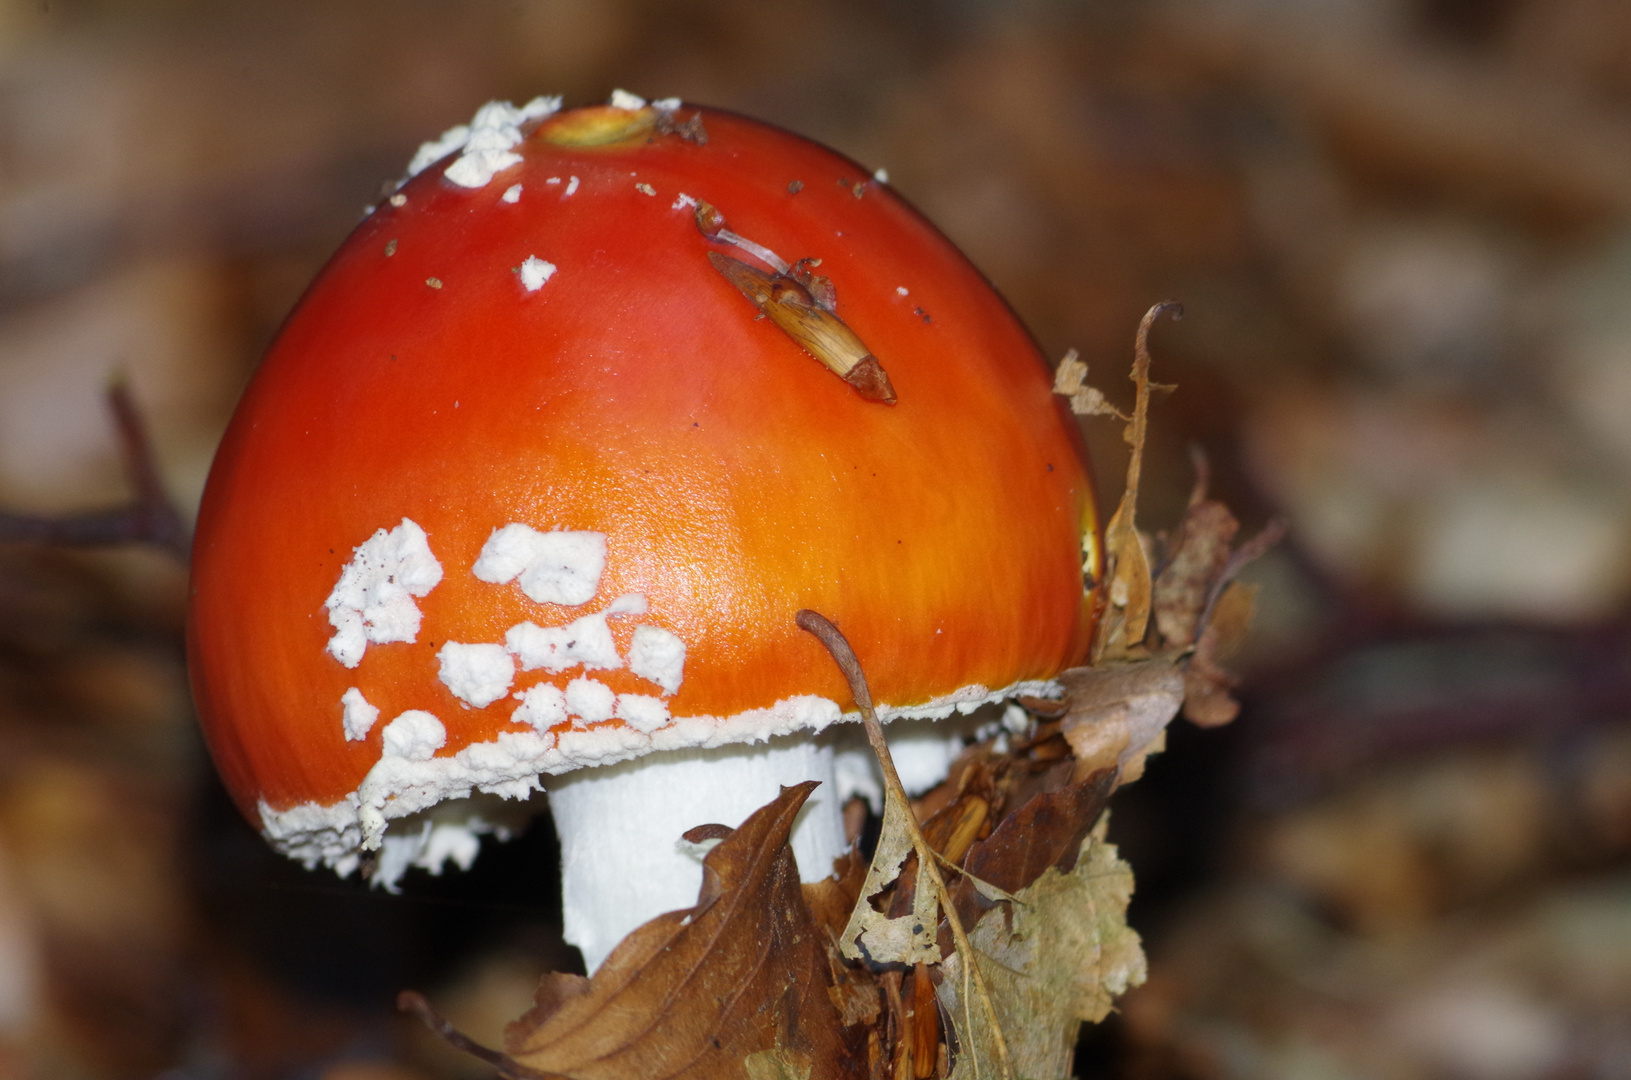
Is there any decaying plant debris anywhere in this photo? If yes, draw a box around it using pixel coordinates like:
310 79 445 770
404 307 1281 1079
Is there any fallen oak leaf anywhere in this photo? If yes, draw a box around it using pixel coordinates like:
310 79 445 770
406 782 865 1080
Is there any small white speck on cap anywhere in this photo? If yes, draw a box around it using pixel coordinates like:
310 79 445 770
519 256 557 292
608 89 646 111
604 593 649 616
566 677 618 725
501 184 522 203
874 167 889 183
896 286 909 296
341 688 380 741
635 182 656 196
426 277 443 289
672 192 697 211
564 176 579 197
389 193 407 207
545 176 562 185
437 642 516 708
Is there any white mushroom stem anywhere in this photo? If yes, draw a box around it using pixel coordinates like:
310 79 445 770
545 736 847 973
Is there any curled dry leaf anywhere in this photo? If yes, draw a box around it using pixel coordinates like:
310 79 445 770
1056 662 1186 781
408 688 1139 1080
1052 309 1282 740
1088 302 1181 664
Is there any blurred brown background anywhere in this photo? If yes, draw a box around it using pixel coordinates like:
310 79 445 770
3 1 1631 1077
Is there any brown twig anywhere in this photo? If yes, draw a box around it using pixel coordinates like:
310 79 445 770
397 991 540 1080
0 379 191 561
796 609 1013 1080
1123 302 1181 505
1191 517 1289 648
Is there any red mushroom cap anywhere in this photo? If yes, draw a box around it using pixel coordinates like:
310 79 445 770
186 96 1100 869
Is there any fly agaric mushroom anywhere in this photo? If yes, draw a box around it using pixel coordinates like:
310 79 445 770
187 92 1100 971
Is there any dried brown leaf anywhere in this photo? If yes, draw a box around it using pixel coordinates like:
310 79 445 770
1091 303 1181 662
838 774 941 966
1051 349 1126 419
744 1049 812 1080
947 768 1117 933
1095 503 1154 662
1056 661 1186 776
1152 498 1239 648
803 845 869 943
938 820 1146 1080
497 782 865 1080
1182 581 1256 728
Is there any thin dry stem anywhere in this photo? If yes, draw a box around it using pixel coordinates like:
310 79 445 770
0 379 191 561
795 610 1013 1080
1192 517 1289 646
1124 301 1182 509
398 991 538 1080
